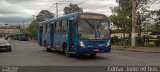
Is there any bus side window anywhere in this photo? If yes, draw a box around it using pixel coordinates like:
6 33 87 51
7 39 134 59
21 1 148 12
47 23 51 33
45 23 48 33
62 20 67 33
43 24 46 33
55 22 57 32
56 21 61 32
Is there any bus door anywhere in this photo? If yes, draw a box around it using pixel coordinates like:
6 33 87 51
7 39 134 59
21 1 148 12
39 26 43 46
68 19 76 52
50 23 54 48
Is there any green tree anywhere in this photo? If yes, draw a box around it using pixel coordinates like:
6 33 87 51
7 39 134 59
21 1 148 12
136 0 156 38
24 10 54 40
110 0 155 45
24 20 39 40
63 3 83 15
36 10 55 22
110 0 132 45
155 10 160 32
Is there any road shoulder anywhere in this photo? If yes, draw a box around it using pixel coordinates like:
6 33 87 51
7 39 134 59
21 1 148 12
112 46 160 53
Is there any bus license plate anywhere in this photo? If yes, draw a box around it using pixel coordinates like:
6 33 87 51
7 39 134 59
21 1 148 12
93 49 99 52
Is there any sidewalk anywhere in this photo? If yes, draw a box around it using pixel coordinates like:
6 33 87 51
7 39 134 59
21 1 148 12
112 46 160 53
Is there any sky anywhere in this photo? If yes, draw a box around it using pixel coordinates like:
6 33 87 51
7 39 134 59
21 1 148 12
0 0 118 25
0 0 159 25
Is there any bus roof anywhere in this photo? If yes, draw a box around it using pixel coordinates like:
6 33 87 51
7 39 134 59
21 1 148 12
39 12 109 25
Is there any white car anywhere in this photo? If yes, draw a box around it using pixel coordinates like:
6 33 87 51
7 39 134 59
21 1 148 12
0 38 11 52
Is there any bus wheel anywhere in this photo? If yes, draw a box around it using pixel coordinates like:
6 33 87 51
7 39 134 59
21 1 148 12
44 42 52 52
64 46 71 57
90 53 96 57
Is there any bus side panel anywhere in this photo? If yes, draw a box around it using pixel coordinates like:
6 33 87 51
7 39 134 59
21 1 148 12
38 26 43 46
47 33 51 48
42 33 49 47
60 19 68 51
42 24 47 47
67 19 71 52
68 18 76 52
54 21 62 51
54 32 62 51
75 21 80 54
41 32 45 47
50 23 54 48
53 20 68 52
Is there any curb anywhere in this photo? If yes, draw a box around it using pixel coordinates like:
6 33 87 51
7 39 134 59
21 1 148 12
112 47 160 53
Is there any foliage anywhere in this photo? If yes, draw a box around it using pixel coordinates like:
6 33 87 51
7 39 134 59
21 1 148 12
63 3 83 15
36 10 55 22
110 0 154 31
110 0 131 30
109 0 132 46
23 10 54 40
109 0 156 46
24 20 39 40
154 10 160 32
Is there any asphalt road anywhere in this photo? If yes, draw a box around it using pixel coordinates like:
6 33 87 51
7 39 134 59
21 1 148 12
0 40 160 66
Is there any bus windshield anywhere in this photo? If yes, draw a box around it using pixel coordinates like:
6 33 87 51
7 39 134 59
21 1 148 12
78 19 109 39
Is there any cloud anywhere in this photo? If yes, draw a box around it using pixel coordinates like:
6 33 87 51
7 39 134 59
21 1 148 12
0 0 118 24
0 0 35 24
1 0 159 25
0 16 28 24
0 1 34 15
55 0 118 17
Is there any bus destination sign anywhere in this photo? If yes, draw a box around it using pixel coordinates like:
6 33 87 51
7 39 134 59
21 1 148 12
80 15 104 20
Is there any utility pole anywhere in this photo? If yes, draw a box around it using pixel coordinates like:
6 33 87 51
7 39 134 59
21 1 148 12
131 0 136 48
69 0 72 3
22 21 24 29
33 15 35 21
56 3 58 17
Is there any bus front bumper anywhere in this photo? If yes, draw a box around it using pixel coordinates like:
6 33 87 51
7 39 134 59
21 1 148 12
75 46 111 55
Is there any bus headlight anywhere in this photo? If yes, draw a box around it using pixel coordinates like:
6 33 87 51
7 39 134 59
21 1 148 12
80 41 85 48
106 40 110 47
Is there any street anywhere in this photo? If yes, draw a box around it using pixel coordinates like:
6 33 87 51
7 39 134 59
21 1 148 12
0 40 160 66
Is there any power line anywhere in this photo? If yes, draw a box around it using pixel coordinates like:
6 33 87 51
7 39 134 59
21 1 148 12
50 2 69 17
47 3 56 11
49 3 68 11
76 0 88 5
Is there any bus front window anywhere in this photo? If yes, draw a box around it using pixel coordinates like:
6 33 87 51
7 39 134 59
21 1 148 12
78 19 109 39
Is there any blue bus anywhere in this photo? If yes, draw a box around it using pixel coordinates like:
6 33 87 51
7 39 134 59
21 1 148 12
38 12 111 57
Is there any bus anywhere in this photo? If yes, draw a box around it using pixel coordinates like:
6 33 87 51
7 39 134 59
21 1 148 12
38 12 111 57
14 33 29 41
